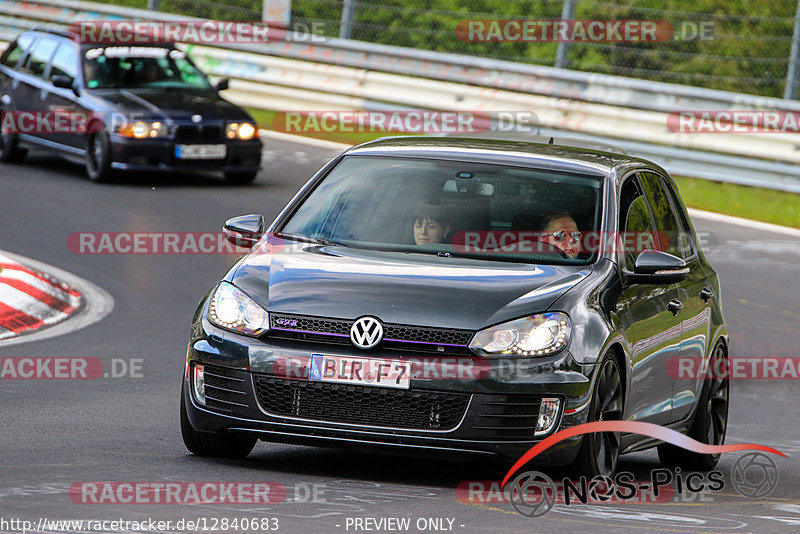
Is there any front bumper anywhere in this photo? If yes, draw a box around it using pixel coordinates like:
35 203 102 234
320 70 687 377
109 134 262 172
183 320 597 464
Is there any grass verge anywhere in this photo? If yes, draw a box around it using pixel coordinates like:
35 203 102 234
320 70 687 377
673 176 800 229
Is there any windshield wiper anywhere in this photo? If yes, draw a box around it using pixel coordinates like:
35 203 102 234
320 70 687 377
275 232 336 246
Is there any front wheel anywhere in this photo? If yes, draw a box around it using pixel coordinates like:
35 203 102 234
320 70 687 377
570 356 624 478
0 131 27 162
85 130 112 182
224 170 258 184
180 388 257 459
658 343 729 470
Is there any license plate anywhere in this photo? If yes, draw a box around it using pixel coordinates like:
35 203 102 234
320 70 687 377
309 354 410 389
175 144 227 160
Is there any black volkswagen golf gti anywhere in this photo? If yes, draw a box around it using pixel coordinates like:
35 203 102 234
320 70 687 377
181 137 729 477
0 29 261 182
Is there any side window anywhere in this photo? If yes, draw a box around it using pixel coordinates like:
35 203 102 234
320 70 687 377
0 35 34 68
24 38 58 78
620 181 656 271
639 172 691 259
662 179 696 257
49 43 78 80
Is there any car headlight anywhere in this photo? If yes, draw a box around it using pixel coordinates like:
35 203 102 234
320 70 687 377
207 282 269 336
117 121 166 139
469 312 571 357
226 122 257 140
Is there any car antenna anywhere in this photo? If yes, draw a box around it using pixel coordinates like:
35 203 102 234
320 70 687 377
548 137 554 144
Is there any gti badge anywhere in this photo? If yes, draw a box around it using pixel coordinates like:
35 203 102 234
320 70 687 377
350 316 383 349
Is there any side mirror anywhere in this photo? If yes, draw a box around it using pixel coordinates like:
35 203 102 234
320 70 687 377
52 75 80 96
223 214 264 247
625 250 689 285
215 78 229 91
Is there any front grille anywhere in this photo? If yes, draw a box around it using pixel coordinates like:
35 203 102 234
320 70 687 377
253 376 470 430
269 313 473 349
202 364 249 413
474 394 543 438
175 124 222 141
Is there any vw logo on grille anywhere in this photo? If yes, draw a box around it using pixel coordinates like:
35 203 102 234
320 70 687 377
191 114 202 123
350 316 383 349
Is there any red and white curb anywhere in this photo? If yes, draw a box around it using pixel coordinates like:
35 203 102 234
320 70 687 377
0 252 83 340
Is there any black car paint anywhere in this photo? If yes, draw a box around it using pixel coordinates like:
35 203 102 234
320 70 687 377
182 137 727 463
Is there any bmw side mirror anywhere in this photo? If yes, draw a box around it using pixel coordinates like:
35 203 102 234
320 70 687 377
223 214 264 247
52 74 80 96
625 250 689 285
215 78 229 91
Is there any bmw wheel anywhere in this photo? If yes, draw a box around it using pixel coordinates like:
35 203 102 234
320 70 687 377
0 131 27 162
85 129 112 182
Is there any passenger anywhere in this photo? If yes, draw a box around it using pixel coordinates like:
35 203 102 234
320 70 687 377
413 203 452 245
541 212 581 259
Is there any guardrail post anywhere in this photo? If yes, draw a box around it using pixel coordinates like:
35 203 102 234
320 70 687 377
340 0 356 39
785 0 800 99
554 0 576 69
147 0 160 11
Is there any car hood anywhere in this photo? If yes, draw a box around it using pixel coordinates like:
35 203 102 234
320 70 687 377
93 88 250 121
228 243 590 330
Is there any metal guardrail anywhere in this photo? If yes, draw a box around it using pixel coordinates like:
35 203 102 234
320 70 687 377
2 0 800 193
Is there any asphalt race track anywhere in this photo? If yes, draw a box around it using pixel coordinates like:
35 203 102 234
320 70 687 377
2 137 800 534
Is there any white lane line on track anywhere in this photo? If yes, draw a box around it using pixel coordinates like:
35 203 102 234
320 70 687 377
258 129 351 150
688 208 800 238
0 252 114 347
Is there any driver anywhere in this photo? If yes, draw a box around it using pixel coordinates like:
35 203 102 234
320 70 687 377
540 212 581 259
413 202 451 245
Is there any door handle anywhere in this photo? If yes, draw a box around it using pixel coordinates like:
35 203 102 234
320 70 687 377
700 287 715 302
668 299 684 315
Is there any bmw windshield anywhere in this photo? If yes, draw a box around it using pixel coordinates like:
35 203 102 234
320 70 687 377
280 155 604 265
82 45 212 89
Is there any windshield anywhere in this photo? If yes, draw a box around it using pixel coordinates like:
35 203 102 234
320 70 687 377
280 155 604 265
82 46 211 89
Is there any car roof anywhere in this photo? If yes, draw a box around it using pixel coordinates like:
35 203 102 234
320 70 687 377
347 136 665 179
22 27 73 40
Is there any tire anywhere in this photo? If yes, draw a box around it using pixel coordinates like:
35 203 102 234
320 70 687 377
224 170 258 184
658 343 729 470
571 356 624 478
180 387 257 459
0 131 27 163
85 129 112 182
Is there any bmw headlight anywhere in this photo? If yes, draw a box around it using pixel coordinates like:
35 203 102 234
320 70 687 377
226 122 257 140
207 282 269 336
117 120 167 139
469 312 571 357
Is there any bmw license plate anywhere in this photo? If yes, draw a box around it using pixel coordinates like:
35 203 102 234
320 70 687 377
309 353 410 389
175 144 227 160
